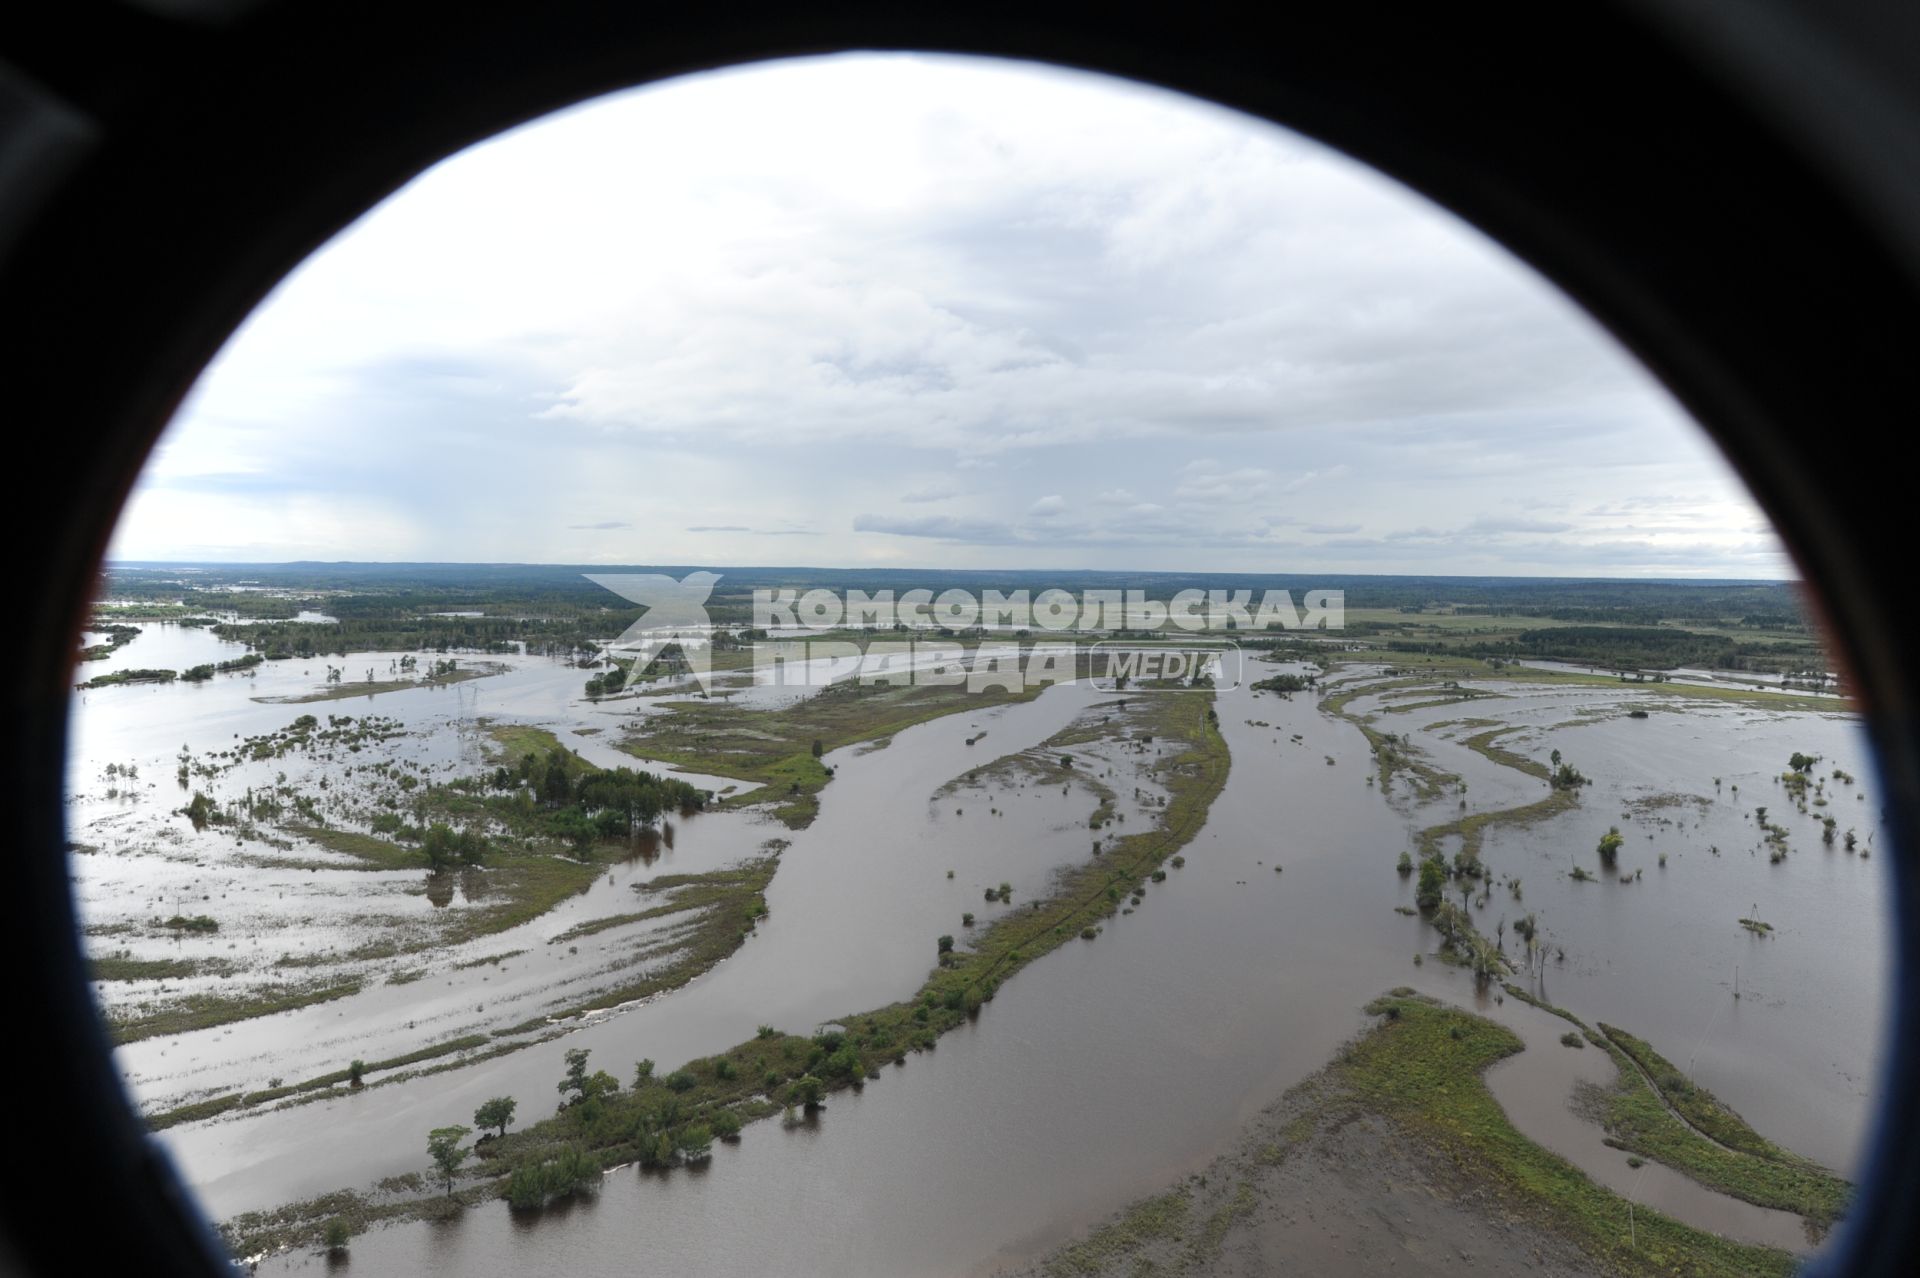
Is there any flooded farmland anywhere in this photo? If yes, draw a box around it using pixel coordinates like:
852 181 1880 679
68 621 1885 1276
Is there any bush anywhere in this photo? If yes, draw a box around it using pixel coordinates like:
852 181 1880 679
665 1070 697 1093
1560 1032 1585 1049
506 1145 601 1210
323 1219 351 1253
679 1124 714 1161
788 1074 825 1110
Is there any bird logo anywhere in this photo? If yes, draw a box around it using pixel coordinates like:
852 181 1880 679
584 571 721 694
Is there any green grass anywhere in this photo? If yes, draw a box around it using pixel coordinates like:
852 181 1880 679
436 857 602 947
619 666 1052 826
89 955 233 982
1320 650 1841 713
284 816 604 948
1460 726 1550 779
148 1034 498 1130
1045 1188 1191 1276
108 978 364 1045
1343 994 1796 1277
1415 787 1581 861
260 666 497 704
562 857 779 1015
283 824 418 871
1600 1025 1790 1160
1503 985 1849 1232
1589 1023 1848 1229
483 722 566 765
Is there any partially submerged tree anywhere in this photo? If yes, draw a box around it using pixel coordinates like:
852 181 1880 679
427 1125 471 1194
1415 855 1446 911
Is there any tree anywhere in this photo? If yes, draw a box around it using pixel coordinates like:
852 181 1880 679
541 754 571 807
323 1219 351 1254
633 1058 656 1086
427 1125 470 1194
1415 856 1446 911
1596 826 1624 866
474 1096 517 1139
937 934 954 955
348 1059 365 1088
811 738 824 759
422 822 458 872
557 1047 596 1105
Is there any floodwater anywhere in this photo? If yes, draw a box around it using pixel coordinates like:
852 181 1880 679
68 634 1892 1273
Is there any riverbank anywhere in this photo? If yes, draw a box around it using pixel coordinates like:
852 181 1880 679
1024 992 1797 1278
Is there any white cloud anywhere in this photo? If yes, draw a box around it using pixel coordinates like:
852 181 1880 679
1028 494 1068 518
110 54 1788 578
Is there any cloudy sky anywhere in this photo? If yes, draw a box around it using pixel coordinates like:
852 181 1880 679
111 54 1789 578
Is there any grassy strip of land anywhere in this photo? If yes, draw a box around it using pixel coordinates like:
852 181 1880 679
283 824 418 871
222 692 1229 1258
1587 1024 1848 1230
1359 721 1460 798
257 666 498 704
548 911 654 944
147 1034 497 1131
1416 787 1581 861
281 821 605 948
89 955 235 982
619 666 1053 827
1342 993 1795 1277
156 853 781 1135
1038 992 1793 1278
562 857 779 1014
109 978 364 1045
1045 1188 1192 1276
1317 670 1463 798
1323 650 1843 714
1597 1023 1815 1165
1503 985 1849 1232
1461 725 1551 779
77 666 177 689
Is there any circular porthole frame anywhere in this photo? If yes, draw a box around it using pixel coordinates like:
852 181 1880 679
1 3 1915 1274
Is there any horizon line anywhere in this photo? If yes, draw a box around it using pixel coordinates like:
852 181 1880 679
101 559 1801 586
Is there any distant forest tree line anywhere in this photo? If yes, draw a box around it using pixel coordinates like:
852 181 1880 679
96 566 1820 666
1387 625 1826 675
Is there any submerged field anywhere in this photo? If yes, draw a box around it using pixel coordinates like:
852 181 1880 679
66 576 1885 1276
